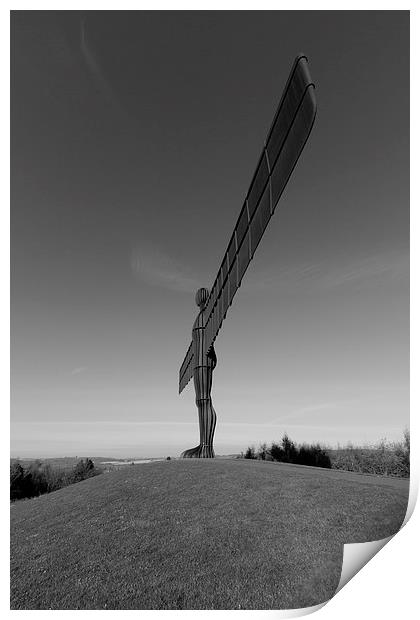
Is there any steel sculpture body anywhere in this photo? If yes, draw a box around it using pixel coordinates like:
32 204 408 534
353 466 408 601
179 54 317 458
180 288 217 458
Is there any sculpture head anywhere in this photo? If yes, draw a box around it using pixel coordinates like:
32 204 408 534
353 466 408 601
195 287 209 309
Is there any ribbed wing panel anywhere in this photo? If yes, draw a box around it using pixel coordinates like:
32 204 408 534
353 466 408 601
202 54 317 353
179 341 194 394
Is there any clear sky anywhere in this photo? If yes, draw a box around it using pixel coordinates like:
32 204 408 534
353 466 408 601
11 10 409 457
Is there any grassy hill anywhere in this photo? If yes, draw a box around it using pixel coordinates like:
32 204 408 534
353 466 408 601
10 459 409 610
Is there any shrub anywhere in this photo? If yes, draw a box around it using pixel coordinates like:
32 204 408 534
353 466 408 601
270 441 283 462
70 458 96 483
26 460 49 495
244 446 257 459
257 443 268 460
297 444 332 468
10 462 31 501
281 434 298 463
393 429 410 477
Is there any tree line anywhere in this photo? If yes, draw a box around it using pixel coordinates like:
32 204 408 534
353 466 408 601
331 431 410 478
10 458 102 502
241 431 410 478
242 434 331 468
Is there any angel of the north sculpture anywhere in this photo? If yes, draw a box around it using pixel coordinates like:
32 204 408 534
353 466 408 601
178 54 317 458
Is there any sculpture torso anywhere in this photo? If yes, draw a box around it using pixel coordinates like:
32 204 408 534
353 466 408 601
192 311 216 370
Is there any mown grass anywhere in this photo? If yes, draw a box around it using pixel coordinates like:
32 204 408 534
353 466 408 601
10 459 409 610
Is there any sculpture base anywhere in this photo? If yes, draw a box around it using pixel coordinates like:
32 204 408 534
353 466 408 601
181 444 215 458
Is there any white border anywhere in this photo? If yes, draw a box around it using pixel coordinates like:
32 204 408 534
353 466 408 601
3 4 417 620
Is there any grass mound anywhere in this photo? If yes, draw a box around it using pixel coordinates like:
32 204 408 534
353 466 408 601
10 459 409 610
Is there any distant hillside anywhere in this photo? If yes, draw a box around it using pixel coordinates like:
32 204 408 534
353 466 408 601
10 459 409 610
10 456 163 470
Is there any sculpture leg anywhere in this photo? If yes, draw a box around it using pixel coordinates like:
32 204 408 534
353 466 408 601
181 365 216 458
197 399 216 458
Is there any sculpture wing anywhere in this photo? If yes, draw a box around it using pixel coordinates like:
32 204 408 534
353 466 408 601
179 340 194 394
178 54 317 392
202 54 317 353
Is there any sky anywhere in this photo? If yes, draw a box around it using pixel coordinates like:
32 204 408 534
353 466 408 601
11 10 409 457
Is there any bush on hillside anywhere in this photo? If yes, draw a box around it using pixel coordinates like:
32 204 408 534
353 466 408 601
244 446 257 459
297 444 332 469
70 458 96 483
256 443 269 460
10 462 33 502
393 429 410 477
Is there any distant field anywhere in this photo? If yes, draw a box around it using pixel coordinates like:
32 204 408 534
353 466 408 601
10 459 409 610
